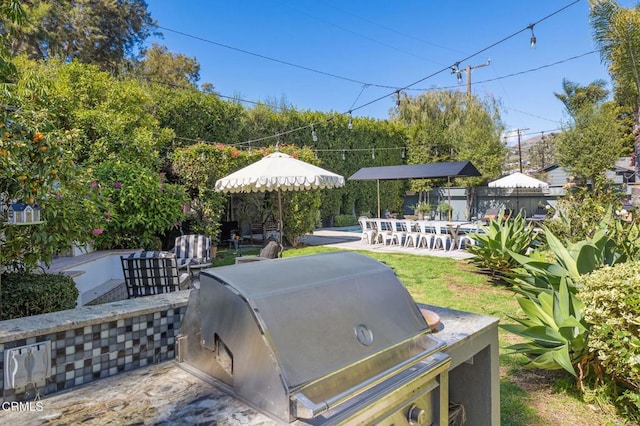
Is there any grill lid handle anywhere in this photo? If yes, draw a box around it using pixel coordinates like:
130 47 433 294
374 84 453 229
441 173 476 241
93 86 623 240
293 393 329 419
291 346 449 419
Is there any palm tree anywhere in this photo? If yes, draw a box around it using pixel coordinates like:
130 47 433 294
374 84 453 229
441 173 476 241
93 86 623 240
589 0 640 176
554 79 609 120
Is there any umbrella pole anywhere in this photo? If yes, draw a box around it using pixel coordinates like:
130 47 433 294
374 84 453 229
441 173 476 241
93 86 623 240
278 190 284 254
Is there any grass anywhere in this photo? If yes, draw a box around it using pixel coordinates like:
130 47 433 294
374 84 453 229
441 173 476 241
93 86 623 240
210 244 627 425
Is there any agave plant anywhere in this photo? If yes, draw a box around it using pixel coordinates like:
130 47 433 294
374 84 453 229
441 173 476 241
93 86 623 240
467 212 541 281
502 278 592 387
502 223 631 387
506 224 628 299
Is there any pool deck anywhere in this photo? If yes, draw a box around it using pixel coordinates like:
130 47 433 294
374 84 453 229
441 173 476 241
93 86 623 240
299 228 474 260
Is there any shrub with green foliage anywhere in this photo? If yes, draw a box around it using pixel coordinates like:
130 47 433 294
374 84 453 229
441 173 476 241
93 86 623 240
91 160 188 250
544 180 621 243
579 262 640 413
503 226 636 390
1 272 79 320
333 214 358 227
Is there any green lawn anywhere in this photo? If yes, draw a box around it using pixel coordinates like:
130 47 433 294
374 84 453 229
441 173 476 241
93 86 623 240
212 245 624 425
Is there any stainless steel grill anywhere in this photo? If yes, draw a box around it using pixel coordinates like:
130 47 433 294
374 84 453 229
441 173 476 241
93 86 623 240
177 251 450 425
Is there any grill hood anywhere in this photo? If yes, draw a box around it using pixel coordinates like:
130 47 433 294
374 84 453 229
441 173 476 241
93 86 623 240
177 251 448 424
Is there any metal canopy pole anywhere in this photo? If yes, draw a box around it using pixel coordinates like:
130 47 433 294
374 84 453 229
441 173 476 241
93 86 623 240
377 179 381 218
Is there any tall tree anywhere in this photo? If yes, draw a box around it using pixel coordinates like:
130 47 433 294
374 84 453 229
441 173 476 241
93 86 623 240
554 78 609 120
1 0 155 72
131 43 200 89
0 0 23 91
555 101 624 183
589 0 640 176
392 90 506 219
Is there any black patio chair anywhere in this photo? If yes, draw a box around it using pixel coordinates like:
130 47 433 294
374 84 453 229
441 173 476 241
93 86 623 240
120 251 190 298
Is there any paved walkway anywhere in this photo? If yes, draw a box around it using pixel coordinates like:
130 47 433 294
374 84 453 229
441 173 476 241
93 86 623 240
298 229 474 260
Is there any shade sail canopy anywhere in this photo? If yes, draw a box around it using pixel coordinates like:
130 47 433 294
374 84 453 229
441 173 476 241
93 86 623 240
488 172 549 189
215 152 345 193
348 161 481 181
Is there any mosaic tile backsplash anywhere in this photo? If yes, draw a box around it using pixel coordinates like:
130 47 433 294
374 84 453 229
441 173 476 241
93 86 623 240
0 293 188 402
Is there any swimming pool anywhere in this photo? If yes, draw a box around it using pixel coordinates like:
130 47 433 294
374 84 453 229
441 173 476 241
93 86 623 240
332 226 362 233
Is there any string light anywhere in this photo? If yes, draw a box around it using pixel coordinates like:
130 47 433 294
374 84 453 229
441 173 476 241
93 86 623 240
158 0 579 95
402 147 406 159
528 24 536 48
311 125 318 142
342 150 346 160
371 149 375 159
155 1 579 150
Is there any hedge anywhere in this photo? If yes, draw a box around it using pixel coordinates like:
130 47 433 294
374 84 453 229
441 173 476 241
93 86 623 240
1 272 79 320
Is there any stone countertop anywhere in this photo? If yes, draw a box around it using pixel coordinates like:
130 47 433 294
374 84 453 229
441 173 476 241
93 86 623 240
0 305 498 425
0 292 190 343
1 361 276 426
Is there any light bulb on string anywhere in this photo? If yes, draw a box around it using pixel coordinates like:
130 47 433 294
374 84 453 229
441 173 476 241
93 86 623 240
402 147 406 159
528 24 536 48
342 150 346 160
371 149 375 160
347 112 353 130
395 91 401 107
311 125 318 142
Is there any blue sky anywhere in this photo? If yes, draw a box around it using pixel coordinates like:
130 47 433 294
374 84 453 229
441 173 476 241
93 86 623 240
145 1 635 144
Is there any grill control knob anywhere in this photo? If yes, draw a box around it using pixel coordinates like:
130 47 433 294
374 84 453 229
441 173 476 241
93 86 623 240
407 404 426 425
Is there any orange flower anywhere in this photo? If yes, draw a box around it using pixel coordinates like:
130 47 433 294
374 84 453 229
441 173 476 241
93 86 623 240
32 132 44 143
40 146 47 153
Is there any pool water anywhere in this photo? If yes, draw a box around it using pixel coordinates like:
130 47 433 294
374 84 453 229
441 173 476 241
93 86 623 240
333 226 362 233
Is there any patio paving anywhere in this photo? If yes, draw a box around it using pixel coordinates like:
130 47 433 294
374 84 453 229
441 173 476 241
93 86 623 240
298 228 475 260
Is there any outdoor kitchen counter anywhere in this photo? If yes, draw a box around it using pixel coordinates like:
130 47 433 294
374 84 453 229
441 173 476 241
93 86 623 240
1 305 499 426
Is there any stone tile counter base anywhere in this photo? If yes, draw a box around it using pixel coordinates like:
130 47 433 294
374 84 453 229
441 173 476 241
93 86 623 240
0 291 189 403
1 303 499 425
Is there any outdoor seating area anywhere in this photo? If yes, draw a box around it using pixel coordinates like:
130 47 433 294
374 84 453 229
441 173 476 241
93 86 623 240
358 217 482 251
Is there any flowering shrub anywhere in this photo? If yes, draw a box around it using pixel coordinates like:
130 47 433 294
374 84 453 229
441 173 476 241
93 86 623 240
91 160 188 249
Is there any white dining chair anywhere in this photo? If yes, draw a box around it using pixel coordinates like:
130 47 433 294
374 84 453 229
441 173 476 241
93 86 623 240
417 221 435 249
432 223 453 250
358 217 377 244
403 220 421 248
391 219 407 246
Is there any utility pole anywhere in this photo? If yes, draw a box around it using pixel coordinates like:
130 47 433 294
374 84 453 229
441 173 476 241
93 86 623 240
451 60 491 95
514 128 529 173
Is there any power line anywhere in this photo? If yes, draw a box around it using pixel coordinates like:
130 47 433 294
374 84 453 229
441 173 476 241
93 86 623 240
154 1 581 147
411 51 597 92
156 25 378 88
273 0 446 66
347 0 582 114
318 0 463 55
